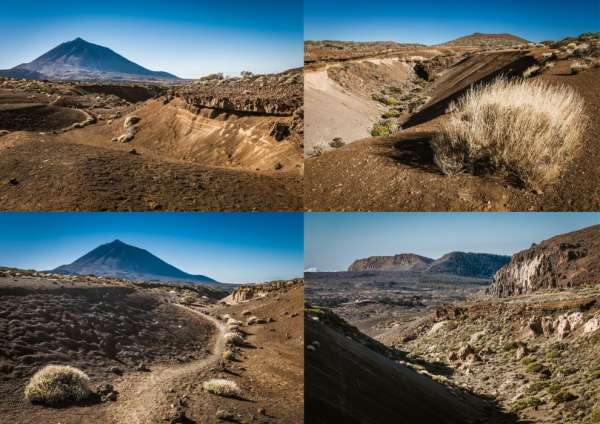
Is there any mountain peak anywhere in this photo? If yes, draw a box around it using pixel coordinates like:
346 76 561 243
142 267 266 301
11 38 179 81
52 240 216 284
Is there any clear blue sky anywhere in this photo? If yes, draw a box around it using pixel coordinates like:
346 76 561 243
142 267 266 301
305 213 600 271
0 0 303 78
305 0 600 44
0 213 303 284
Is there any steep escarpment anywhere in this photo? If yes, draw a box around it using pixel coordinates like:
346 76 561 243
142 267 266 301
489 225 600 297
349 252 510 278
176 69 302 116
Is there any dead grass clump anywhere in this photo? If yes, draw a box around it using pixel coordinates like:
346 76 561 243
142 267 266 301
571 62 589 74
25 365 91 405
222 350 236 361
432 77 587 189
202 379 241 398
523 65 541 78
224 332 244 345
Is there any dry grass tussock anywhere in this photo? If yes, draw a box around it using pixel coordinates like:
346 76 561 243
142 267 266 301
224 332 244 345
24 365 91 405
432 77 587 189
202 379 241 398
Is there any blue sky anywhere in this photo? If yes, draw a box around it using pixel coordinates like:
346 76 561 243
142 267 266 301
0 0 303 78
305 213 600 271
0 213 303 284
305 0 600 44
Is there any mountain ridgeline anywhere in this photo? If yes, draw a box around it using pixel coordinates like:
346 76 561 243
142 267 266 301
52 239 216 284
0 38 179 81
348 252 510 279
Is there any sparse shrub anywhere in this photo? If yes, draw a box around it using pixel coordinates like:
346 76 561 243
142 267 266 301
226 318 242 326
370 119 396 137
512 396 543 411
503 341 519 351
432 77 587 189
523 65 541 78
521 356 537 366
199 73 224 81
571 62 589 74
382 109 401 119
553 390 577 403
179 293 196 305
526 362 544 374
25 365 91 405
548 383 562 394
224 332 243 345
222 350 236 361
202 379 241 398
526 380 550 394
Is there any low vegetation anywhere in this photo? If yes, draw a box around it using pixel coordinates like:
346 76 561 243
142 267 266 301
24 365 91 405
202 379 241 398
224 332 243 346
432 77 587 189
370 119 396 137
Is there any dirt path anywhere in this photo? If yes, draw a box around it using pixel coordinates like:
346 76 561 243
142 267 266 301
110 305 225 423
304 67 381 154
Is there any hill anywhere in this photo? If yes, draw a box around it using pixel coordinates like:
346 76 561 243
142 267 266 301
442 32 529 47
52 239 216 284
1 38 179 81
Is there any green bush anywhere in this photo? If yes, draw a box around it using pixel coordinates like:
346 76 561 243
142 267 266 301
370 120 396 137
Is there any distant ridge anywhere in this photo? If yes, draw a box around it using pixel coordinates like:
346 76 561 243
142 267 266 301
442 32 529 47
53 239 216 284
0 38 179 81
348 252 510 279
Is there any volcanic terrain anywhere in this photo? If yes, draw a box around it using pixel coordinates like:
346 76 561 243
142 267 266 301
0 39 303 211
306 225 600 423
305 32 600 211
0 266 304 423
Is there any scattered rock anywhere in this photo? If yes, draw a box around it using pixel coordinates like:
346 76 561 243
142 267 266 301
136 362 150 372
457 344 475 361
216 409 235 421
107 366 123 375
124 115 141 128
515 344 528 360
128 148 138 155
583 315 600 335
270 122 291 141
8 178 18 186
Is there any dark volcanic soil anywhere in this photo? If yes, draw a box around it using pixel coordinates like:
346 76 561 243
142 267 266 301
0 273 215 423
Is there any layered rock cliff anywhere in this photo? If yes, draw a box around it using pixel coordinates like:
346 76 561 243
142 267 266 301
229 278 303 304
489 225 600 297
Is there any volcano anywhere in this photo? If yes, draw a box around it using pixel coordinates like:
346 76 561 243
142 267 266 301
52 239 216 284
0 38 179 81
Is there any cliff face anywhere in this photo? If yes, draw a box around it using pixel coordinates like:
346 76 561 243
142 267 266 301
230 279 303 303
489 225 600 297
348 254 433 272
176 69 302 116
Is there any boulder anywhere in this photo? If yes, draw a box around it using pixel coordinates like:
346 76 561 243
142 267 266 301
124 116 141 128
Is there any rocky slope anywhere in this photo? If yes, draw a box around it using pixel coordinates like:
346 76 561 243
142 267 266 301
305 305 516 423
53 239 216 284
489 225 600 297
349 252 510 278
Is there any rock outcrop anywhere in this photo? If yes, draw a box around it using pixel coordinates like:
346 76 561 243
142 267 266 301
229 279 303 304
177 69 302 116
488 225 600 297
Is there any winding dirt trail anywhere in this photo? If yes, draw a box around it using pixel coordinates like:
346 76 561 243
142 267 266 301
110 305 225 423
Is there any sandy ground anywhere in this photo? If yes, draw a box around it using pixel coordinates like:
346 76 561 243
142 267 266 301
304 68 381 154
